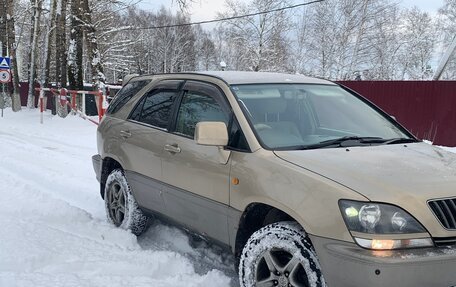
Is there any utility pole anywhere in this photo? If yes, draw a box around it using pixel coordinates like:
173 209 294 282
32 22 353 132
433 36 456 80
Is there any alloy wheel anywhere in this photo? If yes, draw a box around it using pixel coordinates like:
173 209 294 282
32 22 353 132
107 182 126 226
256 249 309 287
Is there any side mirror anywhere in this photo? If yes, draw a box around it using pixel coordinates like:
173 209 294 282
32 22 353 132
195 122 228 146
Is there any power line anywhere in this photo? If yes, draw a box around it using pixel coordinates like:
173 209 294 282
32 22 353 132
117 0 324 31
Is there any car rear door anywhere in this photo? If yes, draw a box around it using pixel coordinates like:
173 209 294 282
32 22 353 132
120 80 183 215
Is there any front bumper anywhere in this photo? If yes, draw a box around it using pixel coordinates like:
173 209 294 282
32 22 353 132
310 235 456 287
92 154 102 183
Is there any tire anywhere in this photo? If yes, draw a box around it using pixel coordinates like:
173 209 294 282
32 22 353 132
239 221 326 287
104 169 149 236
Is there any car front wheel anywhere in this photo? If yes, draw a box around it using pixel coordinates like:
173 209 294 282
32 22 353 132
239 221 326 287
104 168 149 235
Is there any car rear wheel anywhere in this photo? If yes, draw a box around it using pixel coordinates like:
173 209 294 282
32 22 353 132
104 169 149 235
239 221 326 287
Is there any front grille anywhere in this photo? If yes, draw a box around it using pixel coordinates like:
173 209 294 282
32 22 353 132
428 198 456 230
434 237 456 247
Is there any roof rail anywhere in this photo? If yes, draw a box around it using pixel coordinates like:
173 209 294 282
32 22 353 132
122 74 140 86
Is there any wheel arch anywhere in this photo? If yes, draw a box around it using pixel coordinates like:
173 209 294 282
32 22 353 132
100 156 123 198
234 201 311 267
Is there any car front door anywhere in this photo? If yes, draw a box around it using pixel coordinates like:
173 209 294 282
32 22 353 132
161 80 232 244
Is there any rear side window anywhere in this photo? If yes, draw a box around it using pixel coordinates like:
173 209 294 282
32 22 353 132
106 80 149 114
130 90 178 129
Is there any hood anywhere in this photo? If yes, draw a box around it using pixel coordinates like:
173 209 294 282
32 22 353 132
275 143 456 204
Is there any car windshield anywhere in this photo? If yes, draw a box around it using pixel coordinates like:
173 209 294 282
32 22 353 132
231 84 411 150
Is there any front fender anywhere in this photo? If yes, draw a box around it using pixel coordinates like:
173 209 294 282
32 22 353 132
229 149 368 242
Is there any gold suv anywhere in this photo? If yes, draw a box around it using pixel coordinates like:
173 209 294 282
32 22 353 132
93 71 456 287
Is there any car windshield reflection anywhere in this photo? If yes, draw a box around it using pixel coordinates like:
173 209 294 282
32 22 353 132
232 84 412 150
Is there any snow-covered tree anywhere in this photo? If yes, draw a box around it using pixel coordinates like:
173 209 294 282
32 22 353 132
195 27 217 70
398 7 436 79
365 4 403 80
82 0 105 89
27 0 44 108
217 0 292 72
98 6 199 80
6 0 22 111
68 0 84 90
55 0 69 88
43 0 57 88
1 0 452 110
438 0 456 79
295 0 401 80
0 0 6 55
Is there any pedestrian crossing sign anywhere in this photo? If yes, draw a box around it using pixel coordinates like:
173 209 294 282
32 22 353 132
0 57 11 70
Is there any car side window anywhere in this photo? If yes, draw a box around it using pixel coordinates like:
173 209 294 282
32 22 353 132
106 80 149 114
130 89 178 129
175 92 228 138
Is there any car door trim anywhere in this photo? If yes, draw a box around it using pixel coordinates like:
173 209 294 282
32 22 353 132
126 169 242 247
125 170 166 215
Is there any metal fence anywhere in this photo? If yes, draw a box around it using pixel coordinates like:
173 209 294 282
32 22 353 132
338 81 456 147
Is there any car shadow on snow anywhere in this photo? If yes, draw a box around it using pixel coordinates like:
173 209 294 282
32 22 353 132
137 218 240 287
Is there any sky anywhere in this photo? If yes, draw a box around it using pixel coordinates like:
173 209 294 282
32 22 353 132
138 0 445 23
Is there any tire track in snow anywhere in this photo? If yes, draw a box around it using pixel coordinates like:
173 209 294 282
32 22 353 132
0 110 236 286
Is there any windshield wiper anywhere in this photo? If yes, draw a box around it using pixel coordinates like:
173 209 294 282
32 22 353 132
382 138 419 145
301 136 385 150
283 136 418 151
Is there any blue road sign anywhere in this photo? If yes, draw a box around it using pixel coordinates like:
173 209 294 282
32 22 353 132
0 57 11 70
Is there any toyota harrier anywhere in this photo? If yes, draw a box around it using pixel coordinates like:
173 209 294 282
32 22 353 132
93 71 456 287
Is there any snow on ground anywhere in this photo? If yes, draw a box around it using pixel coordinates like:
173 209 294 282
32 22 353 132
0 109 237 287
1 109 455 287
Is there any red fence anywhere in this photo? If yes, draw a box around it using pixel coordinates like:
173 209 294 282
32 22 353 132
338 81 456 147
19 82 54 109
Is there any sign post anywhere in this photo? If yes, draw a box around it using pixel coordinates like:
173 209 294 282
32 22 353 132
0 83 4 117
0 57 12 118
0 70 11 118
0 70 10 82
0 57 11 70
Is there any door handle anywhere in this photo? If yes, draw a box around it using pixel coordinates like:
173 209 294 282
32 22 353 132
120 130 131 139
164 144 181 154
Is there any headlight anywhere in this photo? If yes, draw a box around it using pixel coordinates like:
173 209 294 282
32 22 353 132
339 200 434 250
